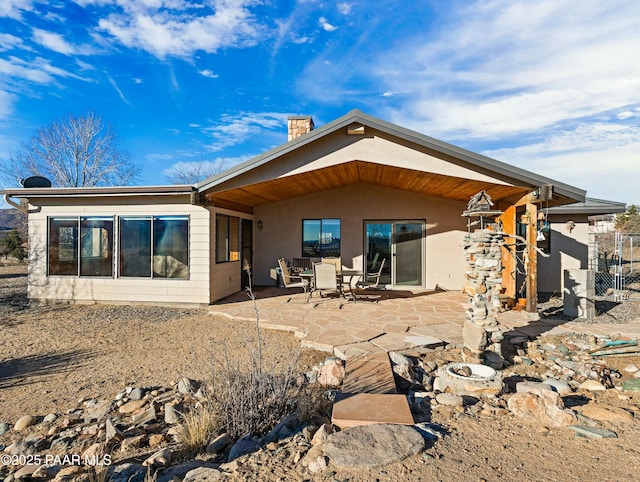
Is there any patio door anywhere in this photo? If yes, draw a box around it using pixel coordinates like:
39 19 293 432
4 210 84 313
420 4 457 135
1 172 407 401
364 221 424 287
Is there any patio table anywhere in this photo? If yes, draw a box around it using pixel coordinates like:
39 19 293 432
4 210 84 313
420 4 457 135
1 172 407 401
300 269 364 302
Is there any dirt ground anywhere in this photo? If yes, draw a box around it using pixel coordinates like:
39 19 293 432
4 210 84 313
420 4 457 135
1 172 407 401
2 263 640 481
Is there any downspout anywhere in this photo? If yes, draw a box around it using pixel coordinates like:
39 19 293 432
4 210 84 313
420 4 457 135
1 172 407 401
3 194 39 214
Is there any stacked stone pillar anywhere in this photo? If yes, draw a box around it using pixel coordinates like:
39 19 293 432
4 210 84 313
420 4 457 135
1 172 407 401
462 228 505 367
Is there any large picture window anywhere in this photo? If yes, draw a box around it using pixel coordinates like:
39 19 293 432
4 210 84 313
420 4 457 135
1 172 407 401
119 216 189 279
302 219 340 257
48 217 113 276
216 214 240 263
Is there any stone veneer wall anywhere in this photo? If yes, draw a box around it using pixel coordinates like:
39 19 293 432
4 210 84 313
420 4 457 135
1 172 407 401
462 228 505 366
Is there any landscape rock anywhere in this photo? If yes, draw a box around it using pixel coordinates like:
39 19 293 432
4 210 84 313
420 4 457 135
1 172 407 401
310 423 332 446
143 448 172 468
109 463 146 482
516 381 554 394
129 388 145 400
118 399 147 414
43 413 57 423
14 415 36 431
579 403 634 424
182 467 224 482
157 460 218 482
227 434 259 461
541 378 572 396
317 359 345 387
579 380 607 391
13 464 41 479
121 434 146 453
0 422 10 435
324 424 426 469
435 393 464 407
569 424 618 439
206 433 230 455
85 400 112 421
307 456 328 473
507 389 577 427
177 377 201 395
164 402 182 425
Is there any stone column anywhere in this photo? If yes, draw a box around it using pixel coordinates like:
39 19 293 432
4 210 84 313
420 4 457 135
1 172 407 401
462 228 505 367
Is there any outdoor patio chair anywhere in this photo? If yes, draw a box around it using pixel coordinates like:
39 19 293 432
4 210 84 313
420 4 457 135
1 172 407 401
277 257 310 302
292 257 313 274
321 256 343 292
312 262 345 308
356 258 386 301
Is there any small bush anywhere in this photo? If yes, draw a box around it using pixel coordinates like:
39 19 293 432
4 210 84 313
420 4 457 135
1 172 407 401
174 402 220 455
204 341 301 441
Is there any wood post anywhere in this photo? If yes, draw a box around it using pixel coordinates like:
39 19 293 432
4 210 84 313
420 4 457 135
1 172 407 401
525 203 537 313
499 205 516 300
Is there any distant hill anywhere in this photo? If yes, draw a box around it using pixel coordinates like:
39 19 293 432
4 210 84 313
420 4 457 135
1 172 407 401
0 208 26 231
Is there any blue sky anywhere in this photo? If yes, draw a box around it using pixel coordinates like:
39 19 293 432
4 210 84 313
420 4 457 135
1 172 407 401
1 0 639 208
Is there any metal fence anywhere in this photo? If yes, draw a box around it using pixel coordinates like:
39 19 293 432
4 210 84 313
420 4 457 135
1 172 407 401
591 232 640 300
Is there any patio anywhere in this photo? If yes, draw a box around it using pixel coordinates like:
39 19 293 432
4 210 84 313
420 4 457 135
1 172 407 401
210 287 545 358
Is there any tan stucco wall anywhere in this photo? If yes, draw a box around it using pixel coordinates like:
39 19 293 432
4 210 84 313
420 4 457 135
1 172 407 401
26 195 211 306
538 214 590 293
252 183 468 290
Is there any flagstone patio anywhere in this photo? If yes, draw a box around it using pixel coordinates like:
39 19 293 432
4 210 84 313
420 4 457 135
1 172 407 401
210 287 539 357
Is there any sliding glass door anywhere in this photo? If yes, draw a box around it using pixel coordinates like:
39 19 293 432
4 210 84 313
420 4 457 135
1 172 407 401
364 221 424 287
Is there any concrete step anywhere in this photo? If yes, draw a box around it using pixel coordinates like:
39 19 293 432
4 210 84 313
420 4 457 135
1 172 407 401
331 393 414 429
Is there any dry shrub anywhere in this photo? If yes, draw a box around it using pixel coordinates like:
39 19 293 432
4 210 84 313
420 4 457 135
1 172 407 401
174 402 220 455
204 337 302 441
296 383 333 424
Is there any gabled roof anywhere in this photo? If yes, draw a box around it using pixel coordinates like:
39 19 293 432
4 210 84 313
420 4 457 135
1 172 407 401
196 109 586 204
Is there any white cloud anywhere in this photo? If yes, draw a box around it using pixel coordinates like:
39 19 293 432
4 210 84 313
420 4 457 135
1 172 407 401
96 0 265 59
133 77 143 84
618 111 635 120
0 89 17 120
337 3 352 15
32 29 77 55
107 75 132 105
318 16 337 32
0 0 32 19
201 112 287 152
0 56 86 84
198 69 219 78
0 33 28 51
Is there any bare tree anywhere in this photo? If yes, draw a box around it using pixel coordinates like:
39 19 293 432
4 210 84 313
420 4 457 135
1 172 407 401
163 159 225 185
1 111 140 187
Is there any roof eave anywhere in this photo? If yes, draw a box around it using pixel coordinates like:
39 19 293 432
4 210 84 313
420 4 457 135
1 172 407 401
1 185 195 198
196 109 586 203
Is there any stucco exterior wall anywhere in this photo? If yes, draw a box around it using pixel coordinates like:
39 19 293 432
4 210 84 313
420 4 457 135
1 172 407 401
26 195 211 306
252 183 468 290
538 214 590 293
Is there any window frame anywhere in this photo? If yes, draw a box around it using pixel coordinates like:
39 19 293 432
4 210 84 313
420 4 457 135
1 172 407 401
216 213 241 263
47 216 115 277
302 218 341 258
118 215 190 279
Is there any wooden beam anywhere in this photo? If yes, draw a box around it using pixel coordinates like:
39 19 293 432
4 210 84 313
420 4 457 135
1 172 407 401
499 205 516 300
525 203 537 313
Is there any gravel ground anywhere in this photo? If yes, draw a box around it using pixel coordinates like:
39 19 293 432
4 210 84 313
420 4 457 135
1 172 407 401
3 262 640 481
538 292 640 324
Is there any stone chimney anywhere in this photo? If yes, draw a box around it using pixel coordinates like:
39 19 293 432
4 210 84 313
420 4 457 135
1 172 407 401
287 115 314 141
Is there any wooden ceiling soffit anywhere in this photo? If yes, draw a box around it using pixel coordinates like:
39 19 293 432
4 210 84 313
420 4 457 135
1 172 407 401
204 160 536 208
203 194 254 214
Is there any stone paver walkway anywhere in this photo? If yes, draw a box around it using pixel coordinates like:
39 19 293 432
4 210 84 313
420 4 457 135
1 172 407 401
211 287 640 358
